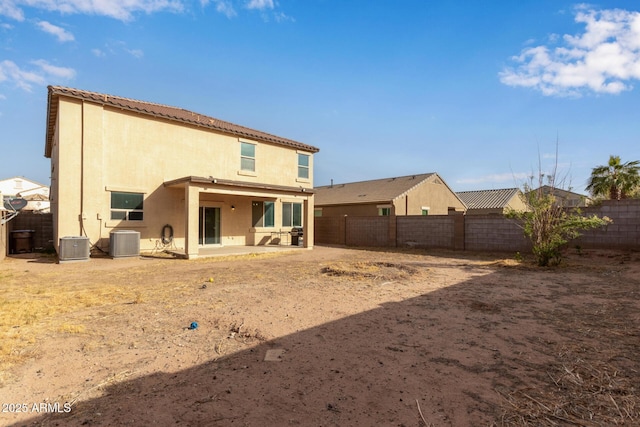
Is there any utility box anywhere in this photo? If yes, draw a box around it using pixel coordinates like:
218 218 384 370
59 236 90 262
109 230 140 258
10 230 35 254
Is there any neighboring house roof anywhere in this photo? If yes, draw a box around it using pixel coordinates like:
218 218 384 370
0 177 48 197
533 185 591 200
45 86 320 158
315 173 463 206
457 188 521 210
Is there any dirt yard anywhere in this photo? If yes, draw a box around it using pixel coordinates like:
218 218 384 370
0 246 639 427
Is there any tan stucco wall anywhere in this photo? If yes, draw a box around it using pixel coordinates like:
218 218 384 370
49 97 315 255
506 194 529 212
0 219 6 261
395 180 466 215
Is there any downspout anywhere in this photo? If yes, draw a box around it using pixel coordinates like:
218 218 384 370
80 100 85 236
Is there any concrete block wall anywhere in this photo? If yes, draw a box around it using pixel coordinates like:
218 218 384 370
8 212 54 251
397 215 457 249
313 200 640 252
573 200 640 249
346 216 390 247
314 216 346 245
465 215 531 252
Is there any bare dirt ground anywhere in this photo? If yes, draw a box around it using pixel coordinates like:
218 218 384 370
1 246 639 427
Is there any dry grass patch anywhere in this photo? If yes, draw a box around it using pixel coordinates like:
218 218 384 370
0 278 144 383
321 260 419 281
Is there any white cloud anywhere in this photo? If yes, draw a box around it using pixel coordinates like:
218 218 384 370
1 0 291 23
0 59 46 90
36 20 74 42
31 59 76 79
0 59 75 91
125 48 144 58
211 0 236 18
1 0 185 22
274 11 294 23
0 1 24 21
246 0 274 11
456 172 529 185
500 7 640 96
91 41 144 59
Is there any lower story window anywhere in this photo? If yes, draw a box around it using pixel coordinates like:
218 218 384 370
282 202 302 227
252 201 274 227
111 192 144 221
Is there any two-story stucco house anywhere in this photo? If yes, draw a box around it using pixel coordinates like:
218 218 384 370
45 86 319 259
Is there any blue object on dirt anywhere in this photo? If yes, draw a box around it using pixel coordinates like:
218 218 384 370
189 322 198 330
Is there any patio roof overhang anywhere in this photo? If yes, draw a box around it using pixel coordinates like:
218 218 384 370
163 176 315 198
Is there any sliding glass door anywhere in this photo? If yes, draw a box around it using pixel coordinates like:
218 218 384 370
199 206 221 245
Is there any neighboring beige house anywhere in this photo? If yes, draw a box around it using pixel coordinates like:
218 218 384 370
456 188 528 215
0 177 50 212
0 176 47 197
45 86 319 259
314 173 466 217
531 185 591 207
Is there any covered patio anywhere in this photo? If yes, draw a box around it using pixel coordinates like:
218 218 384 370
163 176 315 259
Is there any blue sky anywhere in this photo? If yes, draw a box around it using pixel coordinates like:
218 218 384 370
1 1 639 194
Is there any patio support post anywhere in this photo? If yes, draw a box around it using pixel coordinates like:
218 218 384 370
185 184 200 259
304 195 314 249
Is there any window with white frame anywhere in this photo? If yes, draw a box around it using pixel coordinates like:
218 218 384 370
282 202 303 227
378 207 391 216
111 192 144 221
241 142 256 172
252 201 274 227
421 207 430 215
298 153 309 179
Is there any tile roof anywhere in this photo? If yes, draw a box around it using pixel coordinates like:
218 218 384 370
315 173 439 206
45 86 319 157
456 188 521 210
531 185 591 200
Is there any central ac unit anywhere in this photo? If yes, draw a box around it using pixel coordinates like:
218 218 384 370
109 230 140 258
59 236 90 262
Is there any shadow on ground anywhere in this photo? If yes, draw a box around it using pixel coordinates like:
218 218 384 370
12 250 640 427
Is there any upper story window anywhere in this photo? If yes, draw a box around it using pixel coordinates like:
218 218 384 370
298 153 309 179
241 142 256 172
421 207 430 215
378 207 391 216
111 192 144 221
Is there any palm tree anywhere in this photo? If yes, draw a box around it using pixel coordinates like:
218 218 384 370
586 155 640 200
